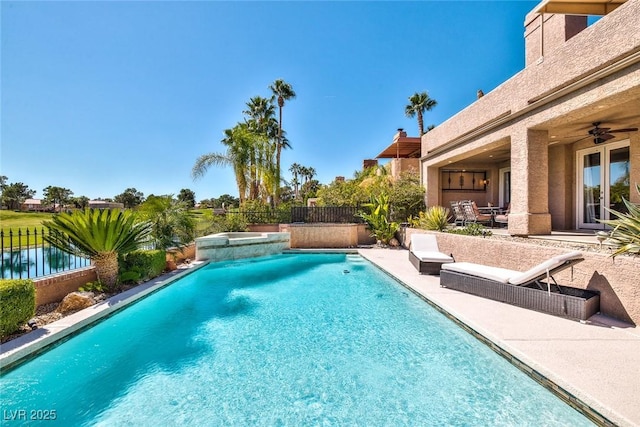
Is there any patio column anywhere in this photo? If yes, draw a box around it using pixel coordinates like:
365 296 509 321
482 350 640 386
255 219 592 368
422 161 440 208
508 128 552 235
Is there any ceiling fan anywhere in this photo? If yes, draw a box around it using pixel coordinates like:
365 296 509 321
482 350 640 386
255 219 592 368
584 122 638 144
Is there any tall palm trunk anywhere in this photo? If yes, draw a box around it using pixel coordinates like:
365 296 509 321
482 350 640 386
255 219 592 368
92 251 119 289
276 99 283 205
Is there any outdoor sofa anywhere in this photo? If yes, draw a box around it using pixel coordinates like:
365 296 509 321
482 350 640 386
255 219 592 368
408 233 454 275
440 251 600 321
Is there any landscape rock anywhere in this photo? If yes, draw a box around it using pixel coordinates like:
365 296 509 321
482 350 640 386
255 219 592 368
56 292 96 314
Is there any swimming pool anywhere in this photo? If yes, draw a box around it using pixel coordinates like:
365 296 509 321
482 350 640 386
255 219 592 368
1 253 593 426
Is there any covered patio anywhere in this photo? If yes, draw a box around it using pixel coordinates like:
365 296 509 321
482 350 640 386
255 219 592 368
420 0 639 235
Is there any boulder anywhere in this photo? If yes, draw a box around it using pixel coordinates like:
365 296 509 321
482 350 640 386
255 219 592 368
56 292 96 314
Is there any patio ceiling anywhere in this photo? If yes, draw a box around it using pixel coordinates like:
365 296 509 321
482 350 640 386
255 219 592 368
543 95 640 147
534 0 627 15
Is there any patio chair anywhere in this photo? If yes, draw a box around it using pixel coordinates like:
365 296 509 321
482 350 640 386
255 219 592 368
408 233 454 275
449 201 465 226
494 203 510 226
461 201 493 227
440 251 600 320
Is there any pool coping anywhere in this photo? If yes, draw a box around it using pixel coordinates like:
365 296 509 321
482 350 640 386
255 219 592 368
0 261 209 371
357 247 639 427
1 250 635 426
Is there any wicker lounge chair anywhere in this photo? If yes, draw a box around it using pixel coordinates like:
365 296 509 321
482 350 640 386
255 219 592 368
409 233 454 275
440 251 600 320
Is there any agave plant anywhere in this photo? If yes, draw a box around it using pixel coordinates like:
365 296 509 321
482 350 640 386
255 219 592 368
410 206 450 232
43 209 152 289
598 183 640 256
358 194 399 245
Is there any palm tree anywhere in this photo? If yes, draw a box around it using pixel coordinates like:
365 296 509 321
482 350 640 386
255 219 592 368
192 124 253 203
405 91 437 136
138 195 196 251
244 96 279 201
289 163 302 200
269 79 296 204
304 166 316 184
43 209 152 290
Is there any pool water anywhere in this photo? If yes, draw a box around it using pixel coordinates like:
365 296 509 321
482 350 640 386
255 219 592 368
1 254 593 426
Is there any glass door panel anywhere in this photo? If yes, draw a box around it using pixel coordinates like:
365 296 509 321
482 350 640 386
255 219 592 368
608 146 630 218
577 140 630 229
582 152 602 226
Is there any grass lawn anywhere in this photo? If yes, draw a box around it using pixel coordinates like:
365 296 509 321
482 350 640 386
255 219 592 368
0 211 55 248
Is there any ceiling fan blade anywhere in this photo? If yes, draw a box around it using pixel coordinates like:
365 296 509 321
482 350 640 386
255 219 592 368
609 128 639 133
600 133 615 141
589 127 611 135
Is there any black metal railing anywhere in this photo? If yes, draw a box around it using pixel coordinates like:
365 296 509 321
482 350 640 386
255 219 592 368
225 210 292 224
291 206 363 224
0 228 90 280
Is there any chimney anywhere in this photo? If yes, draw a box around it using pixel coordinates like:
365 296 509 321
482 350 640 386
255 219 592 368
395 128 407 138
363 159 378 169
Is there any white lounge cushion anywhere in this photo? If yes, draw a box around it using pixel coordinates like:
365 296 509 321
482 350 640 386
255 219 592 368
412 250 454 263
442 251 584 286
507 259 562 285
553 251 583 263
508 251 583 285
410 234 440 252
441 262 515 284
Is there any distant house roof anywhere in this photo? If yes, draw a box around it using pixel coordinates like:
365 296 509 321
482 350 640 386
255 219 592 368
23 199 42 205
88 200 124 209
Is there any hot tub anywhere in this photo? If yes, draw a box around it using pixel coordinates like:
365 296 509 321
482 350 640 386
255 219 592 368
195 232 291 262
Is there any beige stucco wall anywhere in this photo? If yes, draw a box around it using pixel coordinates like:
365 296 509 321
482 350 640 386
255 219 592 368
390 158 419 178
285 223 359 248
406 229 640 325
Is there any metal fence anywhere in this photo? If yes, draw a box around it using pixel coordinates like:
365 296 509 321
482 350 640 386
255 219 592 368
0 228 90 280
220 206 364 224
225 210 292 224
291 206 364 224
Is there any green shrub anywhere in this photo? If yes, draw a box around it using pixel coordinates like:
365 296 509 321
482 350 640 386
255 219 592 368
410 206 450 232
0 279 36 338
79 280 107 293
446 223 492 237
358 194 400 244
119 249 167 284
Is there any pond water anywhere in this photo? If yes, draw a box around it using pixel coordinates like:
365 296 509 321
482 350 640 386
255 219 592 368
0 247 90 279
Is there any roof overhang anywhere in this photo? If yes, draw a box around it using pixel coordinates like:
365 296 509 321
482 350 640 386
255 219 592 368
376 138 421 159
534 0 626 15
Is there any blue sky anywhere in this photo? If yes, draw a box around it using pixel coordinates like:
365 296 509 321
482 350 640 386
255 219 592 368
1 0 537 202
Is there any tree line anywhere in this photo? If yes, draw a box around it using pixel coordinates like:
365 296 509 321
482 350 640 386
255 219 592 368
0 176 202 211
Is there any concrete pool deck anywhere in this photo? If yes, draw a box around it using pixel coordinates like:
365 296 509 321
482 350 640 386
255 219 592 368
359 247 640 427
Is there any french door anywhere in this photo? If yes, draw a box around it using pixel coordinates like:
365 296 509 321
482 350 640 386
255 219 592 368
576 140 630 229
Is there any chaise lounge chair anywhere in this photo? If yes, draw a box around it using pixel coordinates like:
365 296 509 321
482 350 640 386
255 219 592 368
440 251 600 320
409 233 454 275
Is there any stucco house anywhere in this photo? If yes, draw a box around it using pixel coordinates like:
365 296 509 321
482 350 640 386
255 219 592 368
21 199 50 212
419 0 639 236
88 200 125 209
